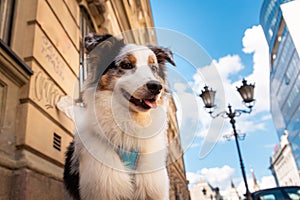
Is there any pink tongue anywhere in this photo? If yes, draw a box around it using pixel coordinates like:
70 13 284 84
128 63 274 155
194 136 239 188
144 100 158 108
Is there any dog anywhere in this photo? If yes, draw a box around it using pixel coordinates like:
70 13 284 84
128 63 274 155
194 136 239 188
63 33 176 200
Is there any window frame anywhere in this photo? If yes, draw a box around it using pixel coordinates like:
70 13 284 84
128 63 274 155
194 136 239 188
0 0 15 44
79 6 95 92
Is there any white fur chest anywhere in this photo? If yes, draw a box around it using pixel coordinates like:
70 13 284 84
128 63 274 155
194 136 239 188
75 90 170 199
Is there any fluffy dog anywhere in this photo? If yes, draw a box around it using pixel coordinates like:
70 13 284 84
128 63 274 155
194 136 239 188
63 33 176 200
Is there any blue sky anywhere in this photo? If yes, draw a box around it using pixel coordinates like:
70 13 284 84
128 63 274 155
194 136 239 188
150 0 279 193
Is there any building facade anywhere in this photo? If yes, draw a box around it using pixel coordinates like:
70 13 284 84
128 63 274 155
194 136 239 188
189 180 229 200
0 0 189 199
189 180 216 200
250 167 260 192
167 99 191 200
260 0 300 181
269 131 300 186
226 181 241 200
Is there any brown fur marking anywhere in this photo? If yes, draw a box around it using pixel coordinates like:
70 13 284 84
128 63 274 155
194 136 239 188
148 56 155 65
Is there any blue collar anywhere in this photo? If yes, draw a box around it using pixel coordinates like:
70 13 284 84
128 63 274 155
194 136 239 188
117 147 139 170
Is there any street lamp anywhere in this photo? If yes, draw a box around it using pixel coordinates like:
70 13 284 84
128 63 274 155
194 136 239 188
199 79 255 200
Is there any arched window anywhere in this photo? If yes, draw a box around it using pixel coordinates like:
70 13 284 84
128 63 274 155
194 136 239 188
79 6 95 91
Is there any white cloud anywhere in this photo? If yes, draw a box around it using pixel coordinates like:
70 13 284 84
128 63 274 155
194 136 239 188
193 54 247 111
259 175 276 189
243 25 270 113
187 165 235 190
189 25 270 144
214 55 244 84
201 165 235 189
186 171 203 187
186 24 276 197
187 167 276 196
236 175 276 194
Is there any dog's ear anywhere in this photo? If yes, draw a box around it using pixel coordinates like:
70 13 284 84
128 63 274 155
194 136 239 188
83 33 125 89
147 45 176 66
84 33 113 53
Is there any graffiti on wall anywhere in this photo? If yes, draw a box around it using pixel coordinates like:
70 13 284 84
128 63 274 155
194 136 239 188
40 35 65 81
34 71 62 109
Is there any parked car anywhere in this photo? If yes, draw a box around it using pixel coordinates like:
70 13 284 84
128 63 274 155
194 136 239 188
251 186 300 200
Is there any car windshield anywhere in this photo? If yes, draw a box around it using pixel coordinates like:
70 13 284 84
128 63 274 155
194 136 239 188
253 187 300 200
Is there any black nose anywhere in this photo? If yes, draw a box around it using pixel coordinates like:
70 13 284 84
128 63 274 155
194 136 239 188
146 81 162 95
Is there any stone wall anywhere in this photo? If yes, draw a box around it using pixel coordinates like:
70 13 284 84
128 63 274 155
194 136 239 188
0 0 189 199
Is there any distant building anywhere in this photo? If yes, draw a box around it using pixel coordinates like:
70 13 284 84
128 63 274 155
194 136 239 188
189 180 226 200
269 131 300 186
251 167 260 192
260 0 300 181
190 180 216 200
218 181 240 200
0 0 189 199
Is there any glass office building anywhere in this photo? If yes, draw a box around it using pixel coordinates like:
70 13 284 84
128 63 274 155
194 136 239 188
260 0 300 171
260 0 293 51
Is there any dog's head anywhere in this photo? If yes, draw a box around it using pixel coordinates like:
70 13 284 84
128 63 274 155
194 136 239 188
84 33 176 112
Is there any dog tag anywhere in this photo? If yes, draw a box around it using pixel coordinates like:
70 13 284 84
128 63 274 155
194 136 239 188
117 147 139 170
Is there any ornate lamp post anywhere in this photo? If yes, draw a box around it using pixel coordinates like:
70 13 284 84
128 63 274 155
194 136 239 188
199 79 255 200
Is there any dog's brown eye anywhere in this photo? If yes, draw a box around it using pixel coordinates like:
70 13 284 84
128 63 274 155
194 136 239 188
121 62 134 70
151 65 159 73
